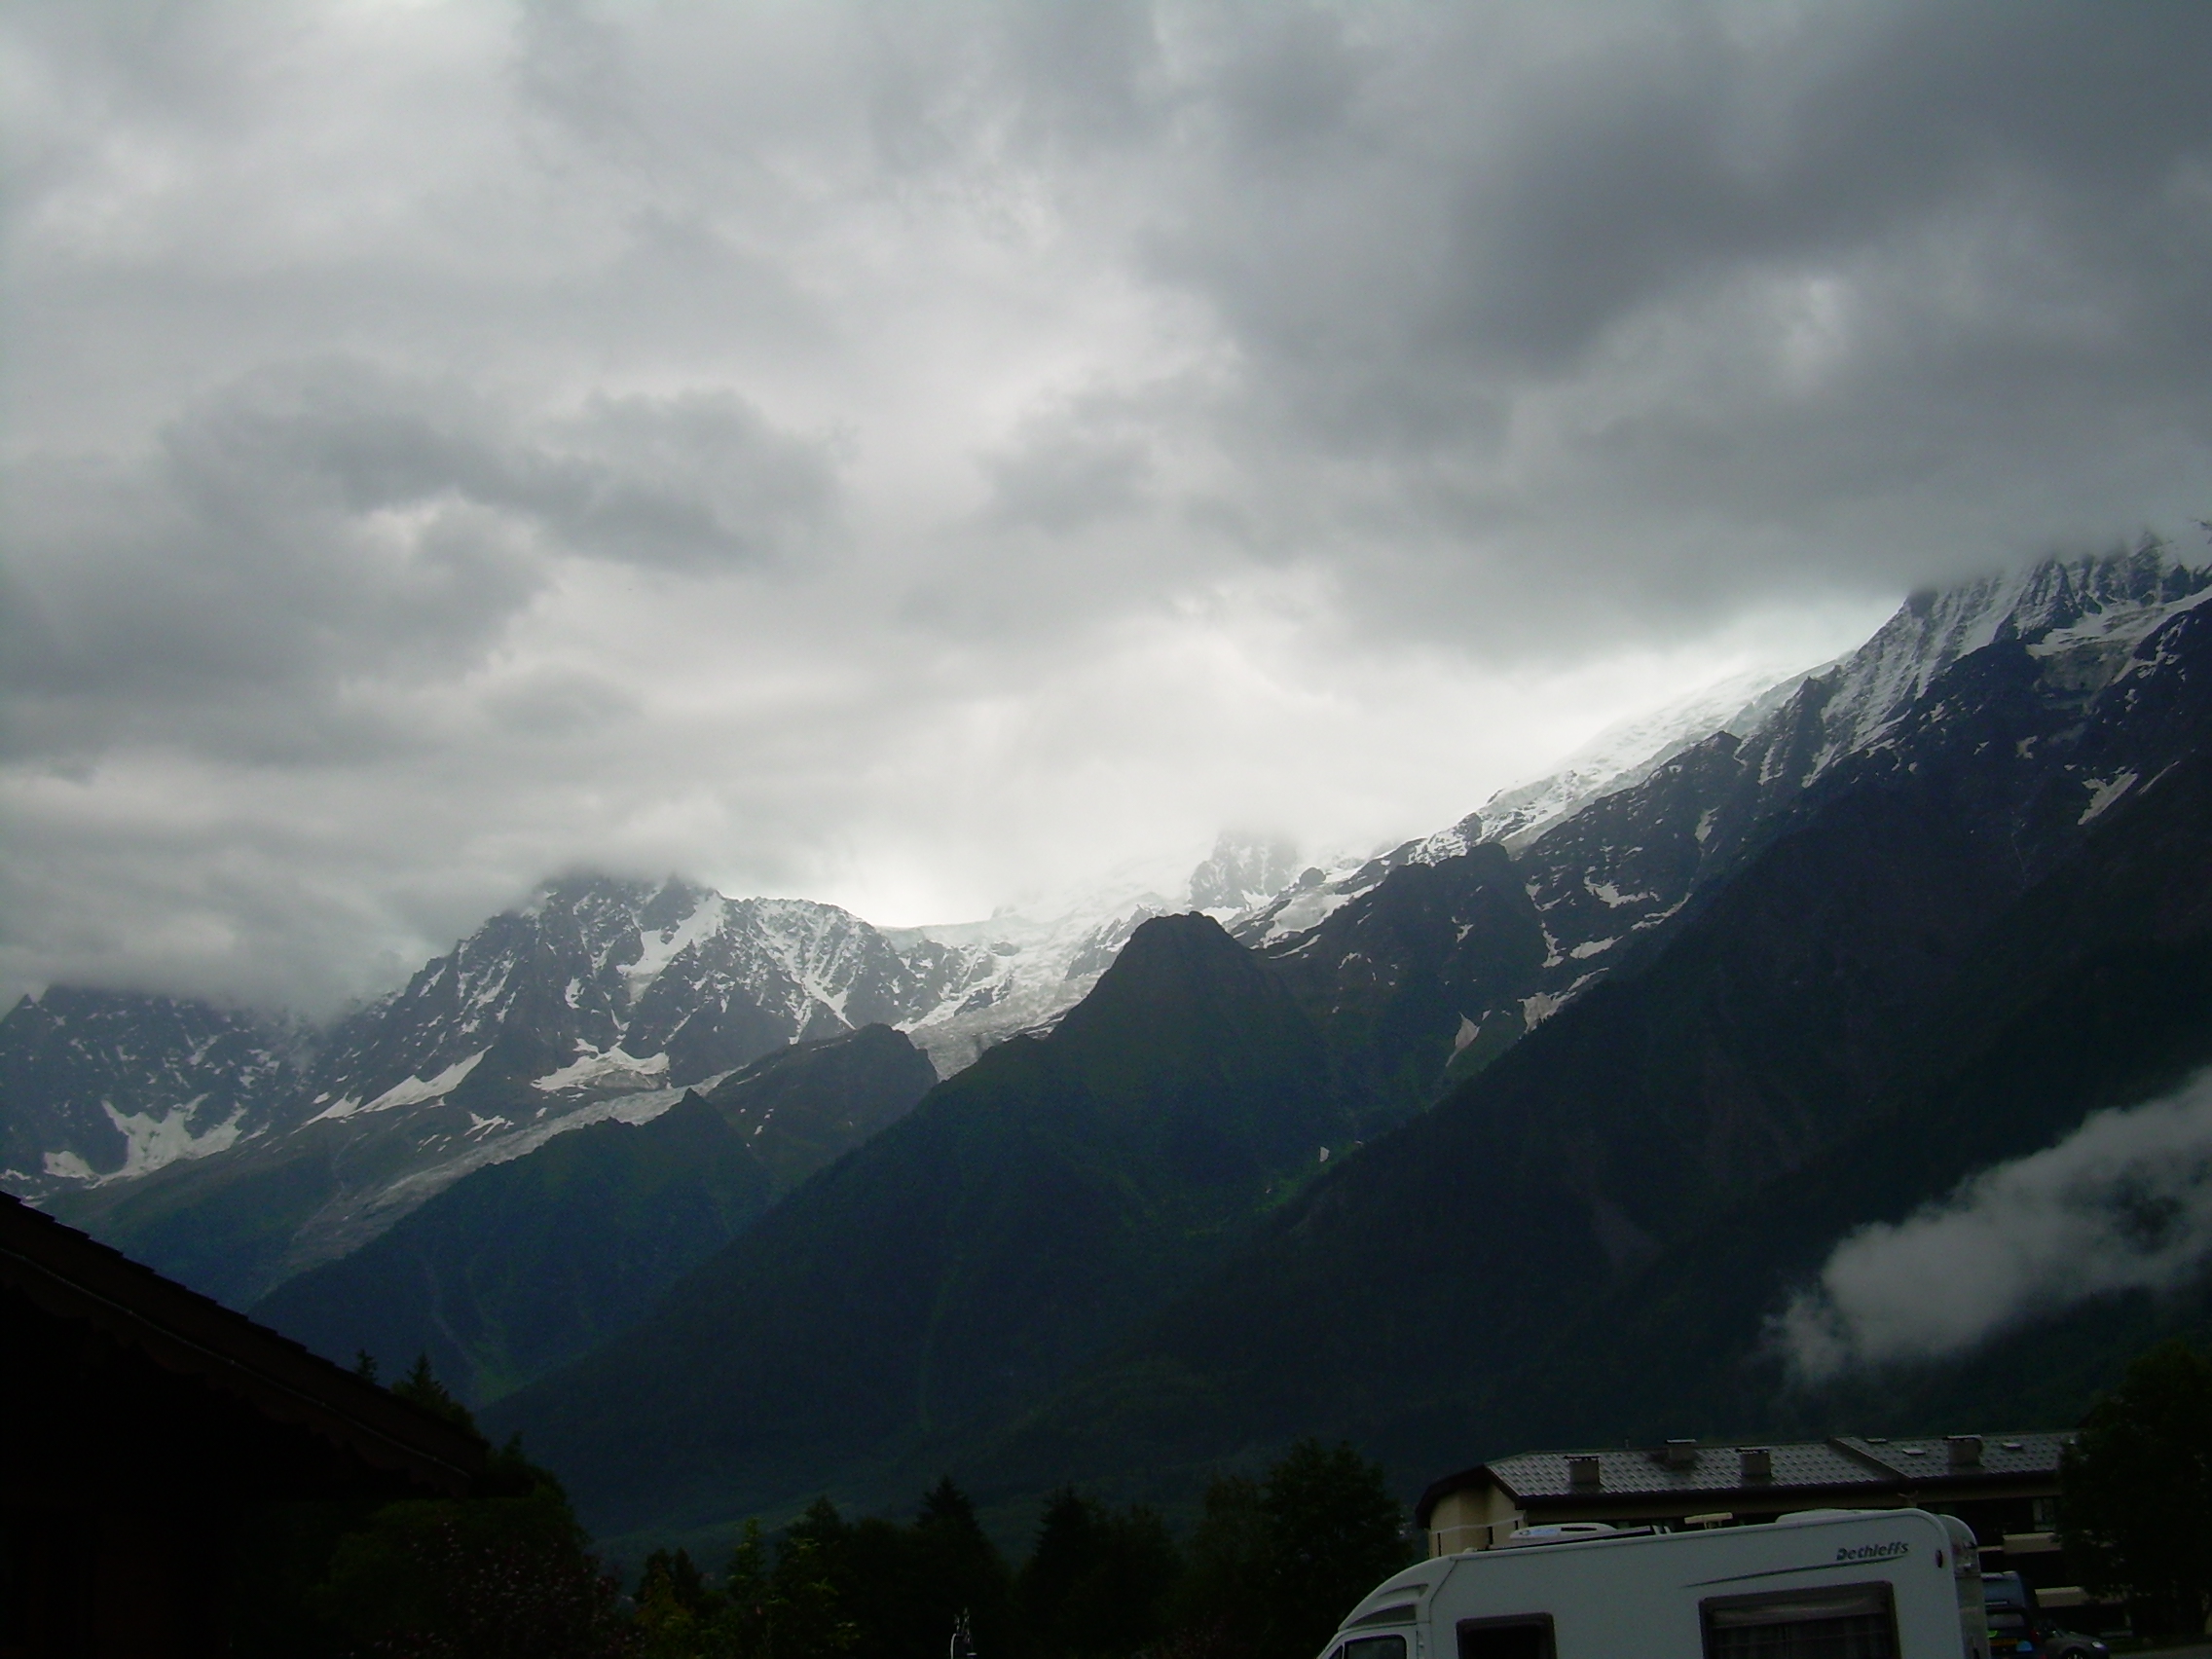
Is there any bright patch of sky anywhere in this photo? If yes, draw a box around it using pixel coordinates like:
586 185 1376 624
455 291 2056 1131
4 1 2207 1011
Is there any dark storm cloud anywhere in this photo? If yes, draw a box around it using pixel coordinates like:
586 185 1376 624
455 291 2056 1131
1 359 837 762
996 0 1164 150
1162 4 2212 387
982 400 1155 533
551 389 841 569
512 0 638 152
1123 2 2212 624
4 0 2209 1009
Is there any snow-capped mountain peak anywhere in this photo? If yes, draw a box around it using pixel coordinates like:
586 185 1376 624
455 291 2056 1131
1214 538 2212 1088
16 537 2211 1299
1188 833 1305 916
1474 664 1801 850
1796 536 2212 775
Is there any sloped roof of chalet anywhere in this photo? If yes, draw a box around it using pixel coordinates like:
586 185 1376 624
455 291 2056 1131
1834 1433 2075 1483
1416 1433 2073 1528
1 1191 483 1498
1492 1440 1890 1501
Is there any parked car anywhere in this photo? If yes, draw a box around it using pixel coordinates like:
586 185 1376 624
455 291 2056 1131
1980 1571 2108 1659
2034 1622 2109 1659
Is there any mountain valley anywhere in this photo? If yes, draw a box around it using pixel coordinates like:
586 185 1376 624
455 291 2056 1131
7 538 2212 1554
251 1024 938 1405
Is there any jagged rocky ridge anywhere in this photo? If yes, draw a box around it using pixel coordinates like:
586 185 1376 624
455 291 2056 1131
2 876 1183 1205
960 540 2212 1506
0 988 306 1190
6 879 1175 1250
1234 538 2212 1100
0 656 1777 1215
7 539 2206 1310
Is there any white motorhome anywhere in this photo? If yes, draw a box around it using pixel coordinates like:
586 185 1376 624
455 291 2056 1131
1324 1508 1989 1659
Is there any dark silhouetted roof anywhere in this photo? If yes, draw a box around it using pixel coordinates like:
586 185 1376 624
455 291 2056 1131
2 1191 482 1498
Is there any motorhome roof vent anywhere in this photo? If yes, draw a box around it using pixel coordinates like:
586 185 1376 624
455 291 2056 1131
1947 1434 1983 1468
1567 1455 1603 1488
1502 1523 1621 1548
1347 1604 1419 1628
1657 1439 1698 1471
1739 1447 1773 1481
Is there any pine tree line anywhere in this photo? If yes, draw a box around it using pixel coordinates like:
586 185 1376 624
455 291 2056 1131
634 1442 1414 1659
232 1353 1413 1659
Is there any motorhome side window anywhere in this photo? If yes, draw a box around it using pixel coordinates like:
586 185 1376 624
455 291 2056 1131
1340 1636 1408 1659
1456 1615 1556 1659
1699 1584 1899 1659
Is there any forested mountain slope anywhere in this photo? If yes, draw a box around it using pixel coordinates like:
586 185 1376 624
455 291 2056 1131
977 595 2212 1502
487 914 1360 1536
12 541 2212 1553
482 551 2212 1542
23 546 2195 1320
251 1025 935 1404
1505 740 2212 1454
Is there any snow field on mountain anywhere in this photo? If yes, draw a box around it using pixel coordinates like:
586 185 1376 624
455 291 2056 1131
13 542 2210 1227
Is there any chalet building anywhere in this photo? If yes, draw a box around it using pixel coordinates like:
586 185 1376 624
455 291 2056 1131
1417 1434 2093 1609
1 1192 485 1659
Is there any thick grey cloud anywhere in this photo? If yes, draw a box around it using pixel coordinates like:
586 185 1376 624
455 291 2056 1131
2 1 2205 1009
3 358 835 765
1777 1071 2212 1380
1134 2 2212 628
982 393 1157 532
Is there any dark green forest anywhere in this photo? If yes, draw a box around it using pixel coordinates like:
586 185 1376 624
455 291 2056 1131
240 1356 1412 1659
241 1333 2212 1653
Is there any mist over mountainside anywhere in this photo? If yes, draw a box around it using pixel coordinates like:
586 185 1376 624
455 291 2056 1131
969 556 2212 1504
0 630 1788 1290
470 539 2212 1545
7 539 2212 1550
13 14 2212 1638
1435 732 2212 1460
1235 540 2212 1098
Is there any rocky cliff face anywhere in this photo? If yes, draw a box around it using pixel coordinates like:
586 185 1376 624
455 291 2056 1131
16 879 975 1300
12 540 2205 1320
966 543 2212 1510
0 988 306 1189
1234 537 2212 1113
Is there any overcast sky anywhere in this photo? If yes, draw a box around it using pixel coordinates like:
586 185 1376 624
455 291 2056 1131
5 1 2209 1014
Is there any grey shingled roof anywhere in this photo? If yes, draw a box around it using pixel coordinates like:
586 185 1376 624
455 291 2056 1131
1834 1433 2074 1482
1415 1433 2073 1524
1488 1440 1891 1501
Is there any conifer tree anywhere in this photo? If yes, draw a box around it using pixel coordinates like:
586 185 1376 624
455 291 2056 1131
2061 1339 2212 1636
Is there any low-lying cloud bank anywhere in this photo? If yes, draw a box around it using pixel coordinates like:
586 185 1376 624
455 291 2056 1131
1777 1071 2212 1381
